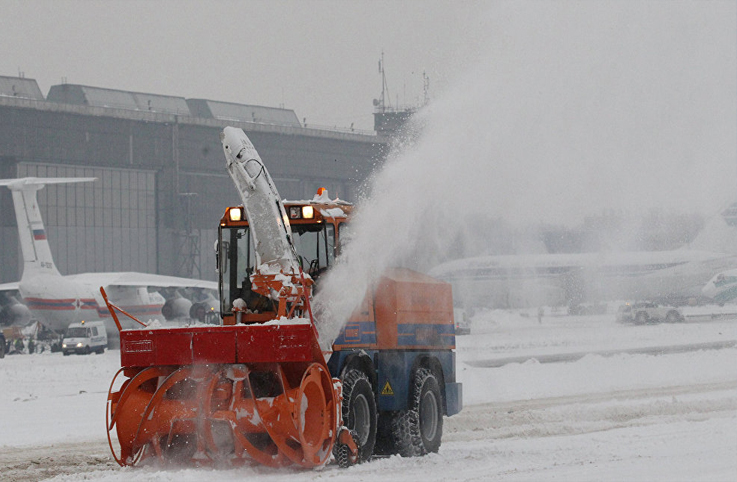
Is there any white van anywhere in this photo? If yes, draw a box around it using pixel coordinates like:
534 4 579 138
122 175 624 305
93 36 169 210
62 321 107 355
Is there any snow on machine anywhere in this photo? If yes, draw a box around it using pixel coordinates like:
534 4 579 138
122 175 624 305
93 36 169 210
103 126 461 468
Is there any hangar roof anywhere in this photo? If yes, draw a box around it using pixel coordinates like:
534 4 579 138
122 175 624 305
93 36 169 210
44 84 301 127
187 98 301 127
47 84 191 115
0 76 44 100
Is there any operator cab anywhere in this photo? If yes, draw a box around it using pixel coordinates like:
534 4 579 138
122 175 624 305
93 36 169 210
218 190 352 320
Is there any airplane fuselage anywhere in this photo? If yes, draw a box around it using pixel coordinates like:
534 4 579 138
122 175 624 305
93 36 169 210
18 275 165 332
432 250 737 309
19 275 96 331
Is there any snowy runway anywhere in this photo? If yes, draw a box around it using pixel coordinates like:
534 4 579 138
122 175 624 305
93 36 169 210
1 308 735 481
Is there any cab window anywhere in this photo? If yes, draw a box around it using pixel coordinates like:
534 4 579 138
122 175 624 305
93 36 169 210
292 224 335 275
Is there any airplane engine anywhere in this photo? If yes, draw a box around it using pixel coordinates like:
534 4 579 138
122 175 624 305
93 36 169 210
9 303 32 325
0 299 32 326
161 295 192 320
189 294 219 323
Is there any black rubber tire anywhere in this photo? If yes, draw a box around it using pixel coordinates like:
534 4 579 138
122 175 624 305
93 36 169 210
390 368 443 457
335 439 351 468
634 312 648 325
374 411 397 456
334 430 360 468
666 311 680 323
338 369 377 463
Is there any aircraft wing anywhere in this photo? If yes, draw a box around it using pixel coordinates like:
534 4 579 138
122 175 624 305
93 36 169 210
64 272 218 291
0 281 20 293
0 177 97 188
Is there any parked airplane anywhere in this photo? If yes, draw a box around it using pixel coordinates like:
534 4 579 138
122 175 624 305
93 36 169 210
0 177 217 333
430 248 737 310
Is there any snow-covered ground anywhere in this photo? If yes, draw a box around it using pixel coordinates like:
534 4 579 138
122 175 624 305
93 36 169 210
1 307 735 481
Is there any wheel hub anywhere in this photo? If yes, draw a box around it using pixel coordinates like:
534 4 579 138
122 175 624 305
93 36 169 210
420 390 439 441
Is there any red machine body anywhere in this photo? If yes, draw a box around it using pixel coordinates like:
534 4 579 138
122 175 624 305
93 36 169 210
119 323 317 368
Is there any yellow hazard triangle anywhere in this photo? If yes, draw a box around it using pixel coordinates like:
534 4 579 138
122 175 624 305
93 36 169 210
381 380 394 396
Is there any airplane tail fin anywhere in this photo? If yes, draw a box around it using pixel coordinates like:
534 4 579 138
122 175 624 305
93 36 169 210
0 177 96 281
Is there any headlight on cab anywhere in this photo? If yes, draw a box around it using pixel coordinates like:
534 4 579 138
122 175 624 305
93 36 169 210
228 207 242 222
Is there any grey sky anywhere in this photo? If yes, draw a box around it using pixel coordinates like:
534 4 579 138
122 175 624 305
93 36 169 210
1 0 483 131
1 1 735 221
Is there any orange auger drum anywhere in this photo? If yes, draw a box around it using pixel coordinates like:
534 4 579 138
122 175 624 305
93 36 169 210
102 286 351 468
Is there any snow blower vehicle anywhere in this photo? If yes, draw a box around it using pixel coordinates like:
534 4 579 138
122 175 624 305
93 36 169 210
103 126 461 469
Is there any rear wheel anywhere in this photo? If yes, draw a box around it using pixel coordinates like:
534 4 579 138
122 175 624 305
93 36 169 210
391 368 443 456
336 369 376 463
665 311 681 323
635 312 648 325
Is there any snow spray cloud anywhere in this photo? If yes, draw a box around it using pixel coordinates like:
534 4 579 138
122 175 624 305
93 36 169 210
315 2 736 341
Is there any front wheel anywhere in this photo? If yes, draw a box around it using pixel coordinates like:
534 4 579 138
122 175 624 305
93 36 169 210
335 369 377 463
665 311 681 323
391 368 443 456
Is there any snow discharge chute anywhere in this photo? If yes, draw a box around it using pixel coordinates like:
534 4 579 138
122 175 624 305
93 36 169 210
104 127 355 468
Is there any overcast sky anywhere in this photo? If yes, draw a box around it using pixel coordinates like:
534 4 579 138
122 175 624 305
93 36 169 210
2 1 735 222
1 0 485 131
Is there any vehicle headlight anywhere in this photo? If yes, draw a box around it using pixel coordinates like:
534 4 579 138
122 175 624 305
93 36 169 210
62 343 67 348
76 342 84 347
228 207 242 222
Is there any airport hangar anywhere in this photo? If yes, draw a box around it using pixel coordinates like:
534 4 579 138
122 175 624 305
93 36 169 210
0 75 397 283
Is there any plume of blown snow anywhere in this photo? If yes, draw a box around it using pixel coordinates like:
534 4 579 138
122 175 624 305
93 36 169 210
315 2 736 342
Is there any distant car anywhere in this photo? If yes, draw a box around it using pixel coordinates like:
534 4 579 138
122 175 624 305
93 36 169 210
622 302 684 324
454 307 471 335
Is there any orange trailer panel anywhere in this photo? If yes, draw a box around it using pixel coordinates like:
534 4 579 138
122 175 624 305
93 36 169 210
373 268 455 350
